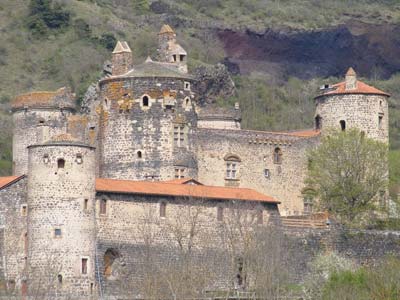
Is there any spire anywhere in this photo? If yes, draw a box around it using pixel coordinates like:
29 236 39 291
112 41 132 54
145 56 153 63
345 67 357 90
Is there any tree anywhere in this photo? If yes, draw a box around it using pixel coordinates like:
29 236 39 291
304 129 388 225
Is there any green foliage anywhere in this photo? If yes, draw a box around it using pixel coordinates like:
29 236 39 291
305 129 388 225
132 0 149 15
322 256 400 300
388 150 400 197
27 0 70 36
73 18 92 39
98 33 117 51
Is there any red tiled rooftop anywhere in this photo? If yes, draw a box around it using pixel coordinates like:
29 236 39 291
96 178 279 204
0 175 25 190
316 80 390 98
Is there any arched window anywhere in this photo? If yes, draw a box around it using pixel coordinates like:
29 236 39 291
137 151 142 159
57 274 63 284
315 115 322 130
57 159 65 169
273 148 282 164
142 96 149 107
104 249 120 278
340 120 346 131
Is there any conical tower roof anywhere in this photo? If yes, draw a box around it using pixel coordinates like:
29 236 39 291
159 24 175 35
112 41 132 54
346 67 356 76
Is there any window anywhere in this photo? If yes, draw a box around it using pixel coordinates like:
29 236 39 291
184 82 190 91
137 151 142 159
54 228 62 238
236 257 244 288
257 209 263 225
76 154 83 164
226 162 238 179
304 197 313 215
21 204 27 216
57 159 65 169
81 258 88 275
160 202 166 218
58 274 63 285
84 199 89 211
38 118 45 125
174 168 185 179
142 96 149 107
100 199 107 215
173 125 185 147
273 148 282 164
180 54 185 62
264 169 270 179
315 115 322 130
173 54 177 62
340 120 346 131
217 206 223 221
379 115 383 129
43 154 49 164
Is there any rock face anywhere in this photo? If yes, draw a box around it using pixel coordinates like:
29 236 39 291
218 21 400 79
193 63 236 106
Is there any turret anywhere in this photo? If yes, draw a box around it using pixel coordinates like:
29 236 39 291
111 41 133 76
315 68 390 143
26 133 97 298
11 87 76 175
157 24 188 73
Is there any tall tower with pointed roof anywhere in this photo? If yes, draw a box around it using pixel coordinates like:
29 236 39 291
315 68 390 143
112 41 133 76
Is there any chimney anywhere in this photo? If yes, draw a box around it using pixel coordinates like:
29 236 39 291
345 67 357 90
111 41 133 76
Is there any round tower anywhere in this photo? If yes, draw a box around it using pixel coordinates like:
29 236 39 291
11 87 76 175
26 134 96 298
98 34 197 181
314 68 390 143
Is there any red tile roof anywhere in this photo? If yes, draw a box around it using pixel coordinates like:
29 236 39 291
0 175 25 190
316 80 390 98
96 178 279 204
162 178 203 185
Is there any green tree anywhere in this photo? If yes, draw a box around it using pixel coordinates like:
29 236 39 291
304 129 388 225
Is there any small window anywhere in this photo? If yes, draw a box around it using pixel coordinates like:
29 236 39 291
160 202 166 218
54 228 62 238
58 274 63 284
137 151 142 159
43 154 49 164
273 148 282 164
90 283 94 294
264 169 270 179
315 115 322 130
89 126 95 131
378 115 383 129
38 118 45 125
142 96 149 107
174 168 185 179
173 54 177 62
340 120 346 131
217 206 223 221
100 199 107 215
21 204 28 216
180 54 185 62
81 258 88 275
226 162 238 179
257 210 263 225
84 199 89 211
184 82 190 91
76 154 83 164
57 159 65 169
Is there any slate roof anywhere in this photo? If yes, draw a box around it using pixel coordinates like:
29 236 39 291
122 60 192 79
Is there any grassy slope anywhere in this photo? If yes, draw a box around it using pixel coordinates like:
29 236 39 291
0 0 400 191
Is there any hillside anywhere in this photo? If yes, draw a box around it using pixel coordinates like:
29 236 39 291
1 0 400 183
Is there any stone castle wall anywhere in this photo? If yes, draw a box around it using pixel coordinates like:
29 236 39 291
315 94 389 142
27 143 97 298
98 77 197 181
196 128 319 216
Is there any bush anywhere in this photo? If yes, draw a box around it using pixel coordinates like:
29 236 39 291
98 33 117 51
74 18 92 39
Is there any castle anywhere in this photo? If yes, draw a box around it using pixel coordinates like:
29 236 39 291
0 25 390 299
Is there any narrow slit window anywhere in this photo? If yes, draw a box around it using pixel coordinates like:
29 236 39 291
273 148 282 164
315 115 322 130
84 199 89 211
100 199 107 215
21 204 27 216
58 274 63 285
81 258 88 275
160 202 166 218
340 120 346 131
257 210 263 225
217 206 223 221
137 151 142 159
379 115 383 129
142 96 149 107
